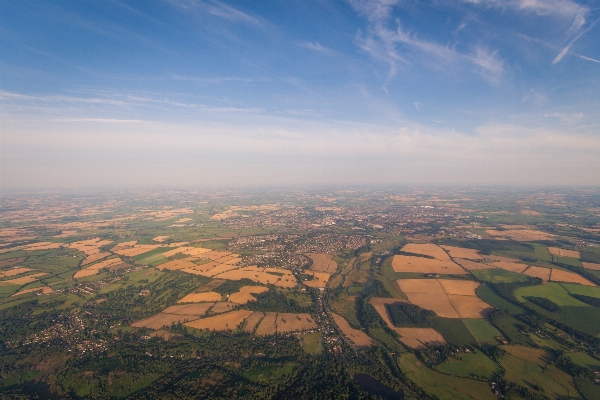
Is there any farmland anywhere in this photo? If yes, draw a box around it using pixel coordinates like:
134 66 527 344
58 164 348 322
391 255 467 275
177 291 222 303
430 318 478 347
548 247 581 258
132 312 202 329
306 253 337 273
331 313 373 348
396 327 446 349
397 279 492 318
185 310 253 332
440 245 483 260
228 285 269 303
397 353 496 399
522 265 551 281
514 283 589 306
550 269 596 286
462 319 502 345
2 187 600 399
500 345 581 398
437 351 500 380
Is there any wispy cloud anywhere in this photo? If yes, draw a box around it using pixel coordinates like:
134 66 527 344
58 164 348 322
168 0 261 26
465 0 592 64
350 0 398 22
0 90 263 115
575 53 600 63
553 18 600 64
351 0 406 84
463 0 587 27
522 89 548 107
517 0 587 32
517 32 600 64
351 2 504 84
354 29 407 84
171 75 260 84
544 112 584 123
296 41 334 54
466 48 504 82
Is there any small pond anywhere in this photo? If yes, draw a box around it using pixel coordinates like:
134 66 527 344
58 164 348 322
354 374 404 399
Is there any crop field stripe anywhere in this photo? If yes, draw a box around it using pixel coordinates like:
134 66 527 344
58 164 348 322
462 319 502 345
430 317 478 347
439 282 463 318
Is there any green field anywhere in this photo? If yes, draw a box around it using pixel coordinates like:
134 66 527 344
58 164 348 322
397 353 495 400
100 267 165 293
298 332 323 355
560 282 600 298
242 363 295 383
430 318 477 347
437 351 501 379
528 303 600 336
513 280 600 336
462 319 502 345
56 293 86 310
0 295 40 311
280 289 312 307
136 253 168 267
556 256 582 267
576 378 600 399
499 351 581 399
329 293 360 328
493 243 552 262
514 283 590 306
476 285 524 314
369 327 407 353
567 352 600 370
527 331 571 351
491 314 536 346
0 284 22 298
133 247 171 261
588 269 600 281
581 251 600 263
471 268 529 283
375 273 406 299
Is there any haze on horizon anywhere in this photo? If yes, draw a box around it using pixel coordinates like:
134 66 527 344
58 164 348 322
1 0 599 189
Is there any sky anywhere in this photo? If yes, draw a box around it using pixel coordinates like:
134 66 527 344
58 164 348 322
1 0 599 189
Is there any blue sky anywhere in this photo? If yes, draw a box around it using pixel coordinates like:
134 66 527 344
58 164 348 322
1 0 599 188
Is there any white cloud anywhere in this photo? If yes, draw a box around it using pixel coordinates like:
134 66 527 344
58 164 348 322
544 112 584 123
575 53 600 63
171 75 259 84
297 41 334 54
349 0 399 23
466 48 504 82
352 11 504 83
553 18 599 63
517 33 600 64
0 90 262 114
169 0 261 26
464 0 587 23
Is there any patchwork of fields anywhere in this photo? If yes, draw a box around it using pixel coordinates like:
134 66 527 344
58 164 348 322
396 279 493 318
2 189 600 400
184 311 317 334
